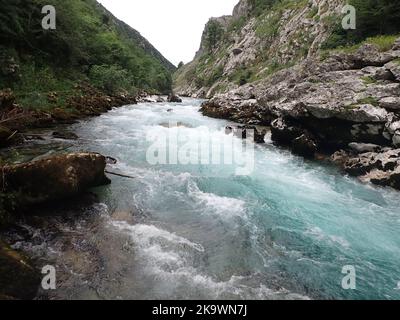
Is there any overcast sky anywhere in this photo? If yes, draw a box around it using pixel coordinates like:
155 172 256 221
98 0 239 66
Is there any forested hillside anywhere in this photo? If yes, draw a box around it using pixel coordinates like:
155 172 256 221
174 0 400 98
0 0 174 111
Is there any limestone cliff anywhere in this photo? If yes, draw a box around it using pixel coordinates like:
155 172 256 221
174 0 345 98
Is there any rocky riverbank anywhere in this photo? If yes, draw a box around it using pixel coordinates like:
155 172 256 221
200 40 400 190
0 89 182 299
0 152 111 299
0 85 138 149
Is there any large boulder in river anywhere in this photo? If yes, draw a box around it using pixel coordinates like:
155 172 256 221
0 153 111 206
168 93 182 103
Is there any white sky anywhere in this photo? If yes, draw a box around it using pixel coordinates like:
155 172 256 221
98 0 239 66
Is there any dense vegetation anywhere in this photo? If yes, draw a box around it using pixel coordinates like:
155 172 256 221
323 0 400 49
0 0 174 110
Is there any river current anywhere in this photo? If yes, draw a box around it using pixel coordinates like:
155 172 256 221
11 98 400 300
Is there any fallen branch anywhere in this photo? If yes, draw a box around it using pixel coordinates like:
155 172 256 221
0 114 31 124
105 170 135 179
6 130 18 141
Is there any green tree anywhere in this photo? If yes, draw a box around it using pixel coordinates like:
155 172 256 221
323 0 400 49
205 20 224 51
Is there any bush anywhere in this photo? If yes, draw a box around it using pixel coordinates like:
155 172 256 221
89 65 136 95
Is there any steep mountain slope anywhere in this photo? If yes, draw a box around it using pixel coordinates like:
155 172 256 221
0 0 174 111
174 0 400 98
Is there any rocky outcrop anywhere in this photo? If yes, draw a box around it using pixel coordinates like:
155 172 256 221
199 37 400 190
333 148 400 190
0 153 111 207
174 0 345 97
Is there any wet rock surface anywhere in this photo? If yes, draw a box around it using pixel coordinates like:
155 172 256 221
225 124 267 143
168 93 183 103
0 153 111 207
331 148 400 190
0 239 40 300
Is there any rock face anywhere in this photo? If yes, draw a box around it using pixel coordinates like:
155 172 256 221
339 149 400 190
174 0 345 98
0 153 111 206
197 33 400 189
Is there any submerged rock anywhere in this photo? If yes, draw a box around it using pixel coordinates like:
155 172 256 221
52 131 79 140
0 152 111 206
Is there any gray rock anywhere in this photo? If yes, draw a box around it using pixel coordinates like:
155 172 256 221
343 148 400 190
393 133 400 147
385 61 400 81
368 167 400 190
392 38 400 51
353 44 394 67
348 143 381 153
379 97 400 110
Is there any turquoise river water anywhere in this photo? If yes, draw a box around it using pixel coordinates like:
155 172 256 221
14 98 400 300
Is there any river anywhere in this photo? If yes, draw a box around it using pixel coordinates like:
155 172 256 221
8 98 400 300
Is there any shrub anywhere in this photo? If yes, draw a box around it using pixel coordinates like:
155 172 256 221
89 65 136 95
